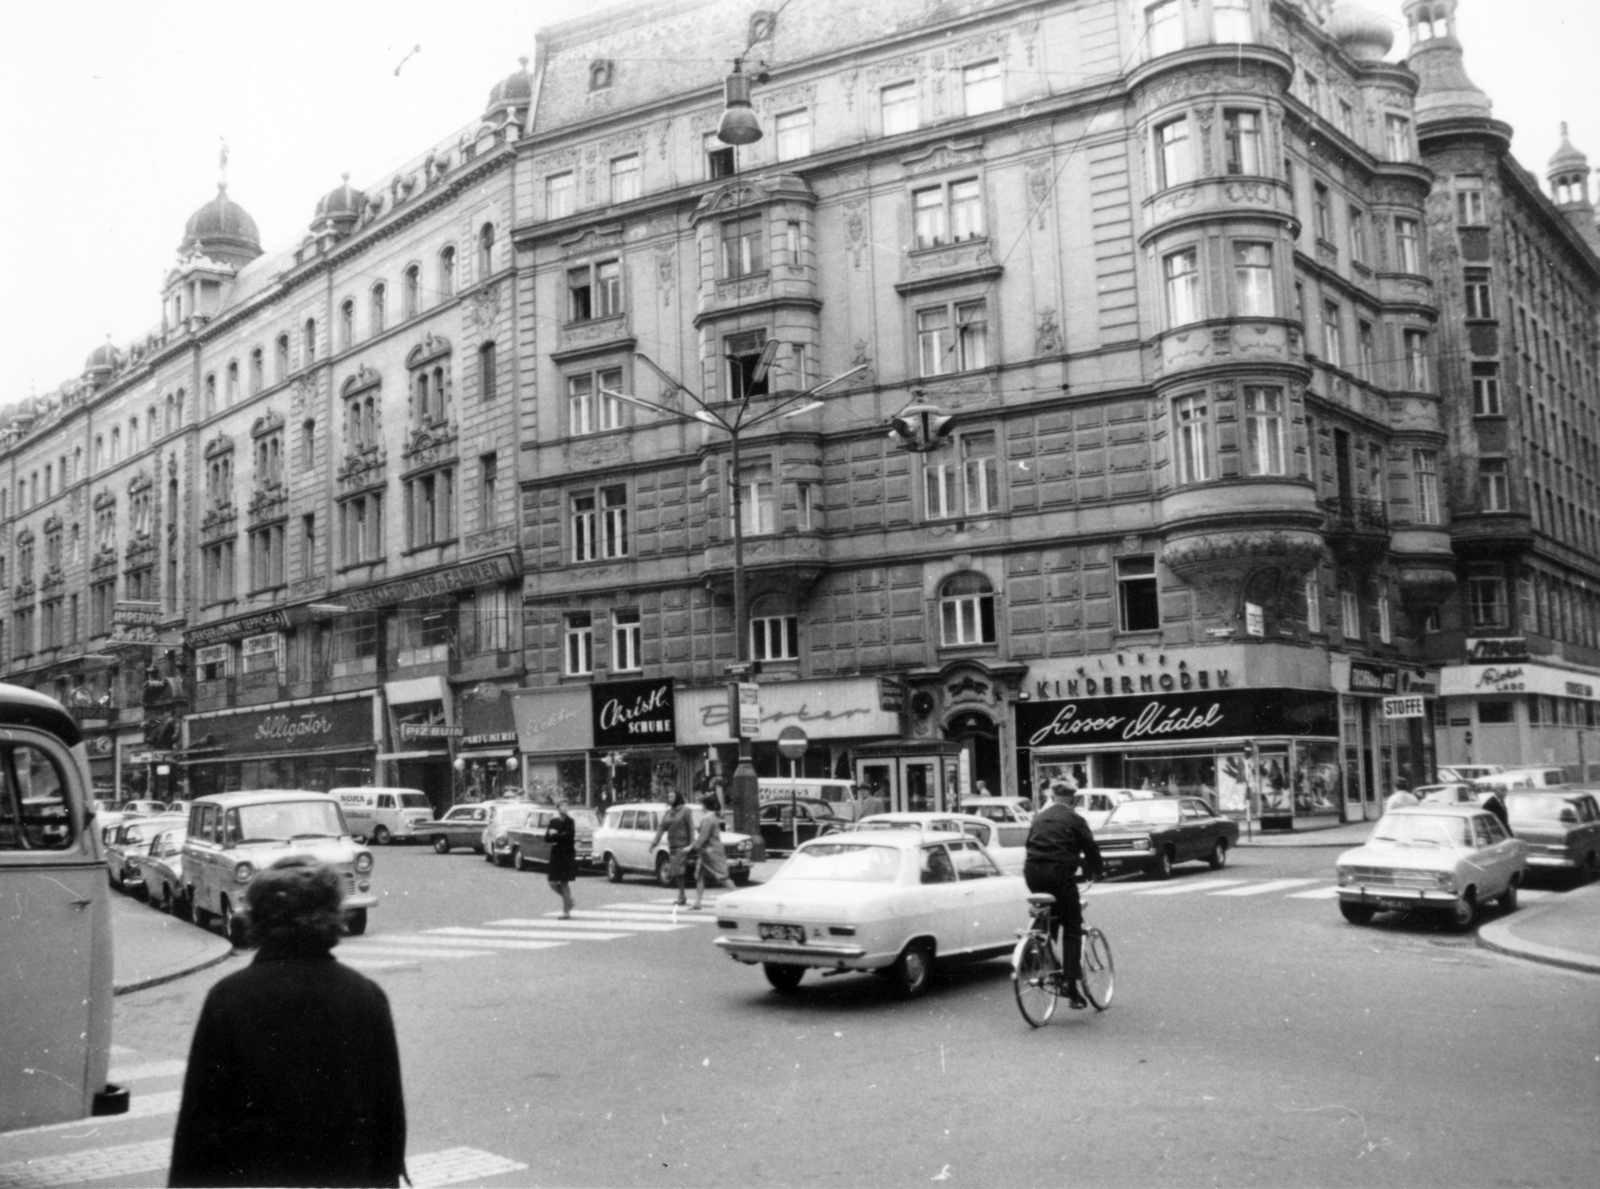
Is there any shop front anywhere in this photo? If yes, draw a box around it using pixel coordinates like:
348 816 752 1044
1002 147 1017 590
183 693 381 797
1329 658 1437 821
1438 643 1600 779
512 678 679 806
383 677 457 815
454 680 523 804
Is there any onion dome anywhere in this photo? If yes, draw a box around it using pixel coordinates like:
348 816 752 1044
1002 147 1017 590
312 173 367 239
179 183 262 266
1328 4 1394 62
1549 123 1589 178
84 339 119 377
484 57 533 120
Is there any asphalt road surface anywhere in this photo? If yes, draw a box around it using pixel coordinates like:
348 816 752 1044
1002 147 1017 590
5 843 1597 1188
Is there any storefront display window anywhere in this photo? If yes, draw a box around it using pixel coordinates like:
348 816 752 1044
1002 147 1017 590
1293 740 1341 817
1125 753 1218 804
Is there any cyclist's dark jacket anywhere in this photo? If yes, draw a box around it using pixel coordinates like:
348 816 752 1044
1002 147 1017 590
1024 802 1103 878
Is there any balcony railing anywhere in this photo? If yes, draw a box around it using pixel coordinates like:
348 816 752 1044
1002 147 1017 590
1320 496 1388 535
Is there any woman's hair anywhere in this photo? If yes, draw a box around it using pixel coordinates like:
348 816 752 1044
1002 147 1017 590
244 855 344 950
668 791 685 808
700 794 720 811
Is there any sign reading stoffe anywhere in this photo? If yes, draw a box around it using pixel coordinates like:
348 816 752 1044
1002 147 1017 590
1016 689 1337 749
1383 696 1426 719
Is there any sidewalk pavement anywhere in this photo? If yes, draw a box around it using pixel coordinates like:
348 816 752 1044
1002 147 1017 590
111 893 236 996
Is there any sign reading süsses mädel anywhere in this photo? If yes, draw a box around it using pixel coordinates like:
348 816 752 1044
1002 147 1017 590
1017 689 1337 749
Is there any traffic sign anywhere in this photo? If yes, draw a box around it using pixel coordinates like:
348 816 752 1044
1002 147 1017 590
777 725 808 760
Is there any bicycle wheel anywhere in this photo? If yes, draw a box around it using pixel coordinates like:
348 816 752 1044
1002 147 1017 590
1080 927 1114 1011
1012 933 1058 1027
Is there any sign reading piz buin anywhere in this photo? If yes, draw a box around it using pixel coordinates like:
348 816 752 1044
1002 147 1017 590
1017 689 1336 749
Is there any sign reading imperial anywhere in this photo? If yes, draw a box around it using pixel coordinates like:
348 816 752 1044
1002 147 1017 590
1016 689 1337 749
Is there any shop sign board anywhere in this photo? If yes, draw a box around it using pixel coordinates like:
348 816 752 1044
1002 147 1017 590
458 681 519 748
1440 661 1600 700
1465 637 1530 662
113 600 163 627
1017 689 1338 750
1244 602 1265 637
188 696 376 754
1382 696 1426 719
877 678 905 712
1347 662 1400 695
184 610 291 649
337 553 519 612
510 688 593 753
592 678 676 749
676 677 902 744
735 683 761 739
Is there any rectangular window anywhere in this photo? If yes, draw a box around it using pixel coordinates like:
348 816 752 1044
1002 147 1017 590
479 453 498 529
774 109 811 161
1223 109 1262 175
1321 302 1342 368
610 154 641 203
1412 449 1440 525
1378 590 1392 644
736 461 774 536
1156 118 1193 188
881 81 918 135
1244 386 1286 476
720 216 765 277
92 582 117 634
1164 249 1200 326
1368 443 1386 511
1214 0 1251 41
546 172 575 218
1337 100 1355 138
703 133 735 180
751 615 800 662
600 485 628 559
249 524 284 589
1358 321 1376 381
341 494 382 565
912 179 985 250
1303 71 1321 114
1472 362 1502 415
916 299 988 376
1233 242 1274 316
565 612 593 676
405 471 453 548
1456 176 1485 224
1305 577 1322 634
1340 589 1360 638
1147 0 1183 55
571 491 597 563
568 259 622 322
1174 393 1211 484
725 331 771 400
1478 699 1514 725
1384 114 1413 162
301 513 316 578
923 432 997 520
1313 182 1333 242
612 609 641 672
1464 272 1493 319
201 541 236 603
1117 556 1160 632
1395 217 1421 272
797 482 819 531
458 588 511 657
1348 206 1368 266
1478 459 1509 511
962 60 1001 115
1468 576 1507 629
1404 329 1430 389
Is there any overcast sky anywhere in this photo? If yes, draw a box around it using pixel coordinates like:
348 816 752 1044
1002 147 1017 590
1 0 1594 398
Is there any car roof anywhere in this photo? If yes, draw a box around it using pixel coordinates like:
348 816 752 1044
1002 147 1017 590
1388 804 1490 817
329 786 428 796
192 790 338 806
798 830 942 851
0 682 83 746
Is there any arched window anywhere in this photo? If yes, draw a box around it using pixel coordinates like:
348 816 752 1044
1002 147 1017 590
939 572 997 645
275 333 290 380
340 300 355 349
174 388 185 428
371 283 386 334
439 247 455 298
250 347 265 393
205 374 217 416
304 318 317 363
73 447 82 481
478 223 495 278
43 464 52 498
94 435 104 470
479 342 498 401
111 427 121 462
227 361 240 405
404 265 420 319
165 394 175 433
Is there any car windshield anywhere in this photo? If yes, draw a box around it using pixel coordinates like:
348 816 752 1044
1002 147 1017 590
1105 800 1180 827
1504 794 1572 823
773 843 903 883
1371 813 1470 847
400 793 431 808
853 819 918 832
234 800 346 842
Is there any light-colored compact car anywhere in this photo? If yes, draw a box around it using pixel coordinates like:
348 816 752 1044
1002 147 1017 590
506 806 601 871
1436 764 1504 783
852 812 1028 873
1095 797 1239 878
1504 790 1600 881
713 830 1028 996
1335 805 1528 928
139 826 189 916
105 813 187 896
416 804 492 854
482 800 543 866
182 790 377 944
1474 767 1569 792
593 803 753 886
1414 783 1481 804
1072 788 1155 831
958 797 1034 825
118 799 169 818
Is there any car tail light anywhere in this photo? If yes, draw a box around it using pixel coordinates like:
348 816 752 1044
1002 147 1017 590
354 851 374 874
233 861 255 884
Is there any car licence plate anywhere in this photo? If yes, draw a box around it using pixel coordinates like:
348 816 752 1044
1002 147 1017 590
759 923 805 943
1375 898 1412 911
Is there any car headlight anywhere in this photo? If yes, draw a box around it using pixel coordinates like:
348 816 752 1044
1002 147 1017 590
233 861 255 884
1434 871 1456 892
354 851 374 874
1133 838 1151 851
1336 867 1352 886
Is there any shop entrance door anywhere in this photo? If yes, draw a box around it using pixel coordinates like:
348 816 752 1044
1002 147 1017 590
852 755 954 814
398 758 453 816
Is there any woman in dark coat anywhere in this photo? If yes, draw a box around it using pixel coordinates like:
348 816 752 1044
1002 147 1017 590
545 800 578 918
169 856 407 1188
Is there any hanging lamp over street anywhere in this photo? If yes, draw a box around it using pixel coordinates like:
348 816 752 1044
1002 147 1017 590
717 58 764 145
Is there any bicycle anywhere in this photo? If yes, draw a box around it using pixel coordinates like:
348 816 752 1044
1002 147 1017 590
1012 884 1114 1027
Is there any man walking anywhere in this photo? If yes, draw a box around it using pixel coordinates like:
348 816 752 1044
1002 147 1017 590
1023 780 1102 1010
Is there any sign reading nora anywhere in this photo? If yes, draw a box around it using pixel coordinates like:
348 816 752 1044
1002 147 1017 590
591 678 675 749
1016 689 1337 749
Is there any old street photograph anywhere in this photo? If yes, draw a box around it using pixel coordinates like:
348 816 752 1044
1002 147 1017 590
1 1 1597 1186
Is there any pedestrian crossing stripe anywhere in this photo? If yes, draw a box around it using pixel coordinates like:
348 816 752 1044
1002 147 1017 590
1210 879 1323 896
1 1091 182 1138
342 944 497 959
1135 879 1252 896
106 1058 187 1083
363 933 568 951
1287 886 1343 898
487 912 689 931
431 926 635 942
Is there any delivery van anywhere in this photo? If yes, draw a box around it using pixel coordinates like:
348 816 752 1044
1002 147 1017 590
330 786 434 844
757 777 860 822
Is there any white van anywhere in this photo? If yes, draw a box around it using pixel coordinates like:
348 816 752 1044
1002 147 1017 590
1472 767 1569 792
330 786 434 845
757 777 860 822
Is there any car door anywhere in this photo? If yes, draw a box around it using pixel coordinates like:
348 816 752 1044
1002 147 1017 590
945 837 1018 952
1177 799 1210 861
1466 813 1514 895
623 811 655 871
184 804 221 913
912 842 969 953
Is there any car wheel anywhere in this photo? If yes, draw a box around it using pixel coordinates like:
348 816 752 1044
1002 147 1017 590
605 854 624 884
1151 848 1174 880
655 852 673 888
1450 888 1478 931
345 908 368 936
514 847 531 873
891 941 935 998
173 887 194 923
221 898 247 948
1584 851 1600 884
473 843 486 855
1339 900 1376 925
1208 839 1228 870
431 836 450 855
128 875 148 901
1498 877 1519 913
732 870 752 887
372 825 391 846
763 963 805 993
160 884 175 915
191 892 213 927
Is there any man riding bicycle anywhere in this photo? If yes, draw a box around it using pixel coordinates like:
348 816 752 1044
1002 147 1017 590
1023 779 1103 1009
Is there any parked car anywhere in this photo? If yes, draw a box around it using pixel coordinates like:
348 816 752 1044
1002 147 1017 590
1335 804 1527 928
482 800 543 866
1094 797 1239 879
758 778 861 822
712 830 1027 997
139 826 189 917
330 786 434 845
1503 790 1600 882
593 803 753 885
1474 767 1570 792
416 804 492 854
506 805 601 871
758 800 843 855
958 797 1034 825
1436 764 1504 783
1073 787 1155 831
105 813 187 896
182 790 377 943
1414 783 1481 804
118 799 168 818
851 812 1027 873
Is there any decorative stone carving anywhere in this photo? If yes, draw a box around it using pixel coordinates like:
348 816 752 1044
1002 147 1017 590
1396 561 1457 612
901 139 984 178
844 198 868 268
470 284 502 330
1035 308 1063 356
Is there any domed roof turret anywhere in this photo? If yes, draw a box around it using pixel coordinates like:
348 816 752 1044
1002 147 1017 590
179 183 262 267
315 173 367 222
484 57 532 119
1549 123 1589 177
1328 4 1394 62
84 339 119 376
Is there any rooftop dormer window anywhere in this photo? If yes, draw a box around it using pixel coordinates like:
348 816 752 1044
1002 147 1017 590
589 59 614 91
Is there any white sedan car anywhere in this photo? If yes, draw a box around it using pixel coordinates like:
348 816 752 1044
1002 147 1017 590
713 831 1027 997
852 812 1027 873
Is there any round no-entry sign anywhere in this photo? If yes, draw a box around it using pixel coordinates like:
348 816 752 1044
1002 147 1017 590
776 725 808 760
